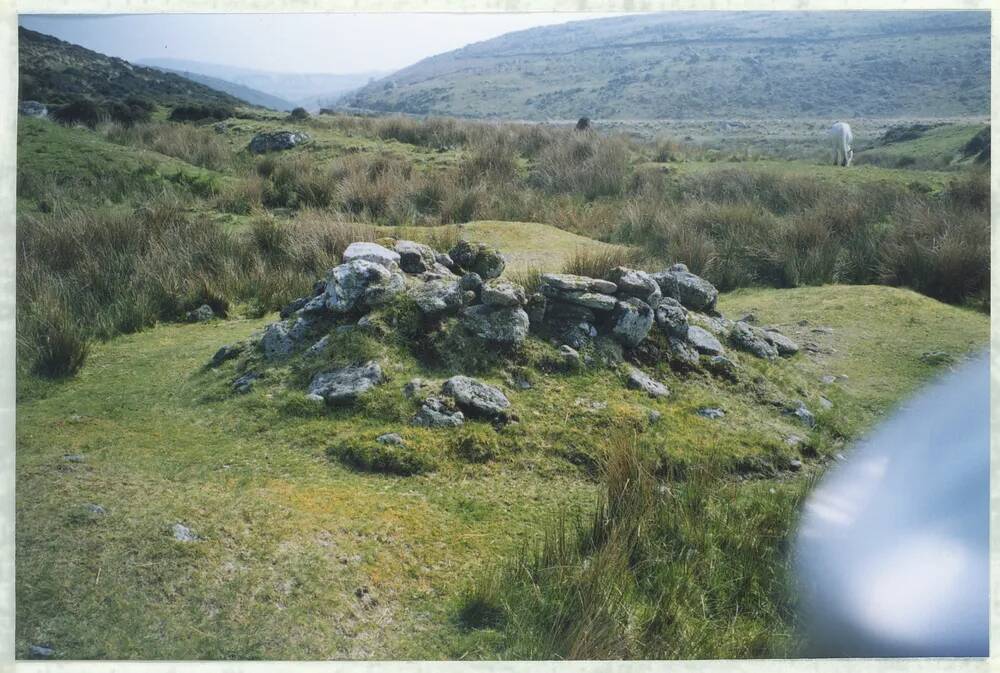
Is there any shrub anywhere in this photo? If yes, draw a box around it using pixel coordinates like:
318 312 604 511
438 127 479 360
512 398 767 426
288 107 310 121
50 99 102 128
168 103 233 122
106 99 152 127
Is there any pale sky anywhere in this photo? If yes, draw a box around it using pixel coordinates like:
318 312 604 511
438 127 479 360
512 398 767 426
18 13 625 75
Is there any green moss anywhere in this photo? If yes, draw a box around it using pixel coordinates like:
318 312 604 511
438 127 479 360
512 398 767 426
327 436 438 476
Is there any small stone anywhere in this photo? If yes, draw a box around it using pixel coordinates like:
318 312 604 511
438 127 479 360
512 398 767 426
819 396 833 410
686 325 725 356
737 313 757 324
411 279 464 317
811 326 834 335
172 523 198 542
248 130 308 153
260 322 293 360
412 397 465 427
611 297 654 348
785 435 803 447
654 297 689 339
789 459 803 472
762 329 800 357
377 433 404 445
920 350 955 366
28 644 55 659
608 266 661 304
705 354 738 379
697 407 725 420
648 410 662 424
668 337 701 368
786 401 816 427
403 378 429 398
441 376 512 421
210 343 244 367
342 242 400 269
394 239 437 273
304 335 330 358
540 273 617 295
459 272 484 293
63 454 85 463
436 253 456 270
652 267 718 312
306 393 325 405
819 375 837 385
84 503 106 516
460 305 530 346
526 292 547 326
560 344 582 369
481 280 526 307
626 367 670 398
729 322 778 360
309 361 384 404
232 371 262 394
186 304 215 322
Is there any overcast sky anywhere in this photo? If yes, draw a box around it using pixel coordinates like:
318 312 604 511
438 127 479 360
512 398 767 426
18 13 624 74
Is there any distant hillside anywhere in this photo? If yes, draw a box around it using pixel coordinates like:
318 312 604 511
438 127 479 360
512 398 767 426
18 27 245 107
345 11 990 120
146 65 296 111
137 58 388 110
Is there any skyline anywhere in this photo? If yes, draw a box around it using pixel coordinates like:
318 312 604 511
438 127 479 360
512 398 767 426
18 13 627 75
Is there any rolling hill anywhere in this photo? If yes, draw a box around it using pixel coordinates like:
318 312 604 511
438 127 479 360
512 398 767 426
137 58 388 110
17 27 245 107
344 11 990 120
143 64 297 111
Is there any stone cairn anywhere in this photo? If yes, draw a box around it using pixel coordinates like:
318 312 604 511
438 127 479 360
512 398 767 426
210 238 801 426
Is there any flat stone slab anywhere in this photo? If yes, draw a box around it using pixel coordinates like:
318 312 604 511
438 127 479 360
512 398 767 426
626 367 670 398
309 361 384 404
686 325 725 355
540 273 617 295
342 242 400 269
441 376 511 420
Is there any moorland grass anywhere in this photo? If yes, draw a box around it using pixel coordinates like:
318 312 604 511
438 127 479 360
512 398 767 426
15 284 988 658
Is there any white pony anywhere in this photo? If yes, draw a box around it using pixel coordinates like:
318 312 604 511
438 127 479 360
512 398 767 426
830 122 854 167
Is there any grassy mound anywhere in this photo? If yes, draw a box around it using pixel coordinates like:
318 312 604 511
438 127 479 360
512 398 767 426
16 283 987 658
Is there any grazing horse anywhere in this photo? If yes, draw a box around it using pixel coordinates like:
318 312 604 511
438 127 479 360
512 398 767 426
830 122 853 166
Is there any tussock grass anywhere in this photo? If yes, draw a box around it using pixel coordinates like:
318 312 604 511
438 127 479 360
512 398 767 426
560 247 649 279
457 433 812 659
99 121 233 170
531 134 632 199
16 199 374 377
